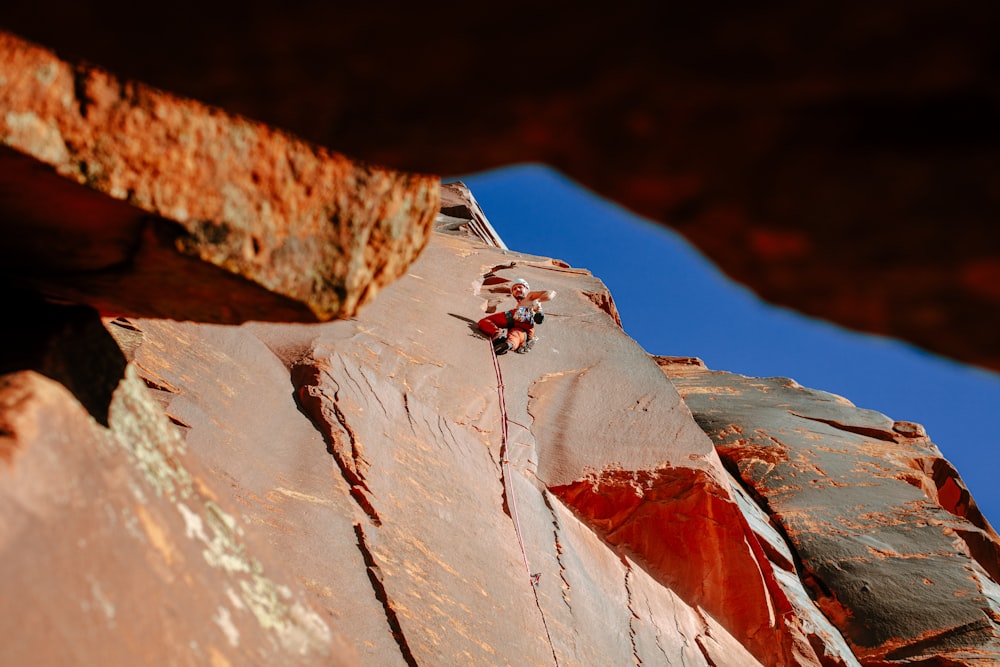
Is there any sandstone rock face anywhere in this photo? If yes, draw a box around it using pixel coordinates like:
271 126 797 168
0 31 438 322
662 358 1000 665
2 28 999 665
101 225 783 666
0 367 349 666
6 195 997 664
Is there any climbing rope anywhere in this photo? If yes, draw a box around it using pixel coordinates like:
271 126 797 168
488 339 560 666
489 339 534 580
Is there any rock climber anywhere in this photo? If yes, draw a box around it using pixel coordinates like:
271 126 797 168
478 278 556 355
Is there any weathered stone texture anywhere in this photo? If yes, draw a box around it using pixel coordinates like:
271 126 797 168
2 21 998 662
74 227 795 666
0 31 438 322
661 358 1000 665
2 180 998 665
0 366 349 666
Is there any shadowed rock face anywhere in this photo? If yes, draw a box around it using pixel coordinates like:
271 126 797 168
1 3 997 372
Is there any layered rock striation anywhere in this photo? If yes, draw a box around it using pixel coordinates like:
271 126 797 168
662 358 1000 664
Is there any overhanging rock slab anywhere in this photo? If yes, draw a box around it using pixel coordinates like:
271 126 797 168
0 30 438 322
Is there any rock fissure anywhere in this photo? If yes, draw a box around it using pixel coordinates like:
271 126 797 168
624 560 643 666
290 360 379 526
432 413 461 457
636 576 674 666
674 613 693 667
402 392 417 434
503 473 560 667
353 366 389 420
353 523 418 667
694 635 719 667
486 336 562 666
789 411 898 443
317 370 370 487
541 490 574 617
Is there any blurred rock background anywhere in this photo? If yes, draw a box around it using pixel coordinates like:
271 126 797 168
3 0 998 371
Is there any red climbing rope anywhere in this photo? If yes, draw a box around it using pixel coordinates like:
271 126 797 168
489 339 534 580
488 338 561 667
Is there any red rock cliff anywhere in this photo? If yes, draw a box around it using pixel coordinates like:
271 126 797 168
1 30 998 667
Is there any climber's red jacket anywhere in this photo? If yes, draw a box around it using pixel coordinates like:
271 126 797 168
477 288 555 350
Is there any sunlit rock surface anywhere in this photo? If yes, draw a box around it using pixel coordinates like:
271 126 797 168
0 366 348 666
102 223 783 665
5 190 998 663
661 357 1000 665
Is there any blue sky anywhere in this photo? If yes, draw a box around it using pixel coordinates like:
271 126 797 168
461 163 1000 529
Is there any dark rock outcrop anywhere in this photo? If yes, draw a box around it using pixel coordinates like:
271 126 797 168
1 4 997 372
